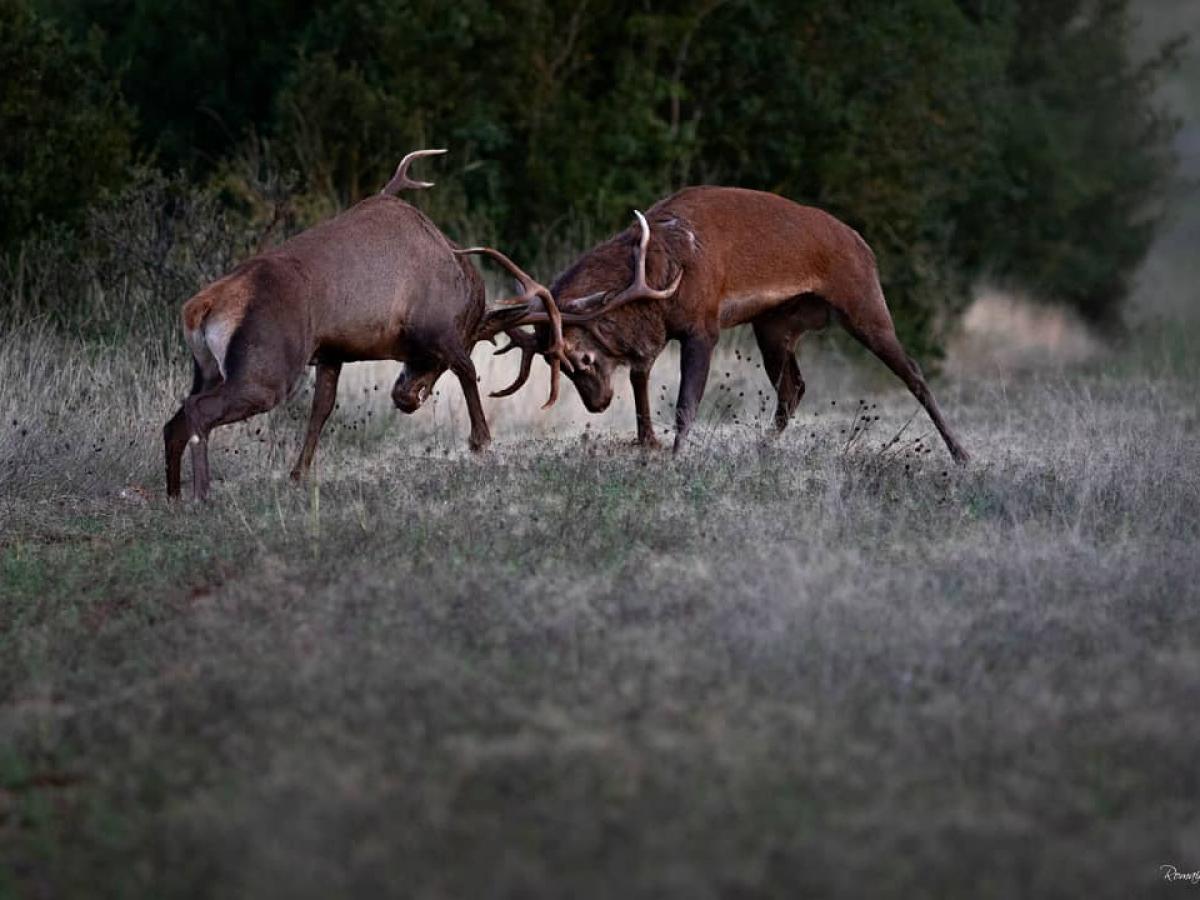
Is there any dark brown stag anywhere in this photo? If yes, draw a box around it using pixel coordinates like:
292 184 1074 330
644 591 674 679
461 186 968 462
163 149 569 500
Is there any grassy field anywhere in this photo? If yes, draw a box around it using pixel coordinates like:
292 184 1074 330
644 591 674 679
2 307 1200 899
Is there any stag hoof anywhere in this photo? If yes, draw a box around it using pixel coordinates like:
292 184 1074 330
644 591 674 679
632 435 663 451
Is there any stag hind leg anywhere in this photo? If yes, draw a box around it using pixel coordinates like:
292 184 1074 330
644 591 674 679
176 322 302 500
673 330 718 453
165 358 222 498
290 361 342 482
182 378 285 500
835 289 969 464
756 334 803 431
751 294 832 431
752 319 806 433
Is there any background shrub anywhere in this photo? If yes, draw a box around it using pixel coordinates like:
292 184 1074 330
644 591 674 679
5 0 1184 356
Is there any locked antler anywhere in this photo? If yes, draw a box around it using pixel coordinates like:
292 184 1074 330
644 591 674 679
456 246 573 409
458 209 681 407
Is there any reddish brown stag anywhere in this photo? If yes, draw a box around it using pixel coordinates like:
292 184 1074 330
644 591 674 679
164 149 570 500
461 186 969 462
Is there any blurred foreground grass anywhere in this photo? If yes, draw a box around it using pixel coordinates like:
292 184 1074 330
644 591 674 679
2 313 1199 899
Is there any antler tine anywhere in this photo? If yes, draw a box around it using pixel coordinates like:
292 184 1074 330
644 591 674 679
626 210 679 301
486 326 561 408
554 210 682 324
457 247 573 408
457 247 546 299
490 329 537 398
381 148 447 194
544 357 561 409
632 210 652 294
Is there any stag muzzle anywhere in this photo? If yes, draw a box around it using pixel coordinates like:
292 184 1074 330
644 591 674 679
580 391 613 413
392 385 425 413
568 369 614 413
392 369 437 413
565 347 615 412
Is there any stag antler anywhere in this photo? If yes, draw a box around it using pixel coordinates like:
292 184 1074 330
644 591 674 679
486 317 626 398
459 210 682 406
557 211 683 319
381 148 447 194
474 210 680 329
490 328 539 399
456 246 572 409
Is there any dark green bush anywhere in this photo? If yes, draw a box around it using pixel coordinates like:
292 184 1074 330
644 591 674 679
0 0 133 247
1 166 291 339
13 0 1183 354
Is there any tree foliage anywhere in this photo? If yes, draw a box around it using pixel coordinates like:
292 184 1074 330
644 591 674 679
12 0 1182 353
972 0 1182 323
0 0 132 246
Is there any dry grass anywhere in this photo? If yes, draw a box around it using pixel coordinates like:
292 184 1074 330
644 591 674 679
2 303 1200 899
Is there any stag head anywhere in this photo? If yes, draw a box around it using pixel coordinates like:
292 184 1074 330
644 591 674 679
457 210 681 410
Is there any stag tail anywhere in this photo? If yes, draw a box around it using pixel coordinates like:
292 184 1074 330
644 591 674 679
381 148 448 195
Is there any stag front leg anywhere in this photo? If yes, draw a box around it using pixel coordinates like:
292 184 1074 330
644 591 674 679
630 366 660 448
673 332 716 453
291 361 342 482
451 352 491 452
